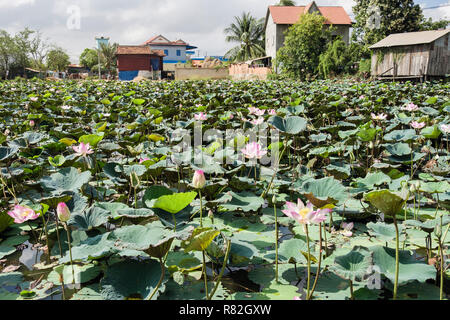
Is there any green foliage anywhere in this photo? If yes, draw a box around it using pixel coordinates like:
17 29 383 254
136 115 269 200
79 48 98 70
277 13 332 80
318 38 351 78
352 0 424 46
224 12 265 62
46 47 71 72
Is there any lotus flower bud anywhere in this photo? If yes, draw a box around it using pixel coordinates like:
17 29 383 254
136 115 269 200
434 222 442 239
57 202 71 222
208 210 214 223
192 170 206 189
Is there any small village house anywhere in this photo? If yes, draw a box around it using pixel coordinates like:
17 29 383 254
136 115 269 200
264 1 352 61
142 35 197 71
116 45 165 81
369 29 450 80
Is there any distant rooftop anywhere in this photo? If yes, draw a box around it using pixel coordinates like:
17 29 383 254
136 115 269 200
369 29 450 49
116 45 165 56
142 34 197 50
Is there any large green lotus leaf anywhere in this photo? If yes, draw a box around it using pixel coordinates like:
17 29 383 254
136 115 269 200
370 246 436 285
182 227 220 252
0 272 23 299
48 155 66 167
395 281 441 300
231 280 300 300
60 233 117 263
420 125 441 139
22 131 46 144
354 172 391 190
94 202 129 219
367 222 404 242
165 251 202 272
268 116 307 134
313 272 364 300
403 215 450 233
419 181 450 194
247 264 298 287
385 143 411 156
0 235 29 259
388 152 426 164
301 177 348 207
219 191 265 212
70 284 102 300
78 133 104 147
329 246 373 281
123 164 147 177
40 167 91 194
69 206 110 231
384 129 416 142
108 223 175 258
159 279 227 300
100 259 164 300
47 264 101 285
0 146 19 162
277 238 312 264
153 191 197 214
364 189 407 216
357 126 377 142
143 186 174 208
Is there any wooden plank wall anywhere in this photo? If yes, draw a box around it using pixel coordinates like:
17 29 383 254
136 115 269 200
428 34 450 76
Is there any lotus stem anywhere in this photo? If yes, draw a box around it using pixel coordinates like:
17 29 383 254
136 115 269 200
54 213 63 258
148 257 165 300
199 190 203 228
208 239 232 300
202 250 209 300
349 279 354 300
274 202 279 283
393 215 400 300
439 237 444 300
305 224 311 300
41 215 50 264
65 223 75 285
309 222 323 300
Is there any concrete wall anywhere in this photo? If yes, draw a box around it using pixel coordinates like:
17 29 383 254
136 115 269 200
229 64 272 80
175 67 229 80
328 25 350 45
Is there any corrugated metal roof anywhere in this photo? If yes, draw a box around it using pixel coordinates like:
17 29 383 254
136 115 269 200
369 29 450 49
267 4 352 26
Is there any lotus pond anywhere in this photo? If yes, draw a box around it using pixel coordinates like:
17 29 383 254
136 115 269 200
0 79 449 301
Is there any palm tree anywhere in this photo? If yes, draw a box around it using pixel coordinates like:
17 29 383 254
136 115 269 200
277 0 296 5
224 12 265 62
97 42 118 79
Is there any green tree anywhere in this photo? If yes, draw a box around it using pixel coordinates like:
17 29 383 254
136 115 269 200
277 0 296 5
97 42 118 78
47 47 70 72
277 13 331 79
224 12 265 62
0 30 16 79
318 38 350 78
352 0 424 46
79 48 98 70
420 18 449 31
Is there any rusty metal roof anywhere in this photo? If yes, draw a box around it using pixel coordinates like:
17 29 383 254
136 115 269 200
116 46 165 56
369 29 450 49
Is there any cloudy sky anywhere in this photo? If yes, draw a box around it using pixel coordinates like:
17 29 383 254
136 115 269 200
0 0 448 63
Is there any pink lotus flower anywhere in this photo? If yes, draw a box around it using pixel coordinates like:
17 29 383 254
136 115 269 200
7 205 39 224
241 142 267 159
229 114 234 120
248 107 258 115
251 117 264 126
254 109 266 116
192 170 206 189
440 124 450 134
340 222 354 237
359 95 365 99
57 202 71 222
371 113 387 121
29 120 35 127
268 109 277 116
403 103 419 112
30 97 38 102
410 121 425 129
72 142 94 157
282 199 329 225
194 112 207 121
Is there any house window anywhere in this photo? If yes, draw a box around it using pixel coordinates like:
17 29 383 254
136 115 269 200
176 50 181 56
164 49 169 55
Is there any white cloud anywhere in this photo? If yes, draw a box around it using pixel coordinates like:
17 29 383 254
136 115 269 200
0 0 34 8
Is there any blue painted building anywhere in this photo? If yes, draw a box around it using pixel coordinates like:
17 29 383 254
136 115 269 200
142 35 197 64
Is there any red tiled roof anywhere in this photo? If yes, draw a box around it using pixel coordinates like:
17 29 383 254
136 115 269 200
268 5 352 25
116 46 165 56
142 35 189 46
